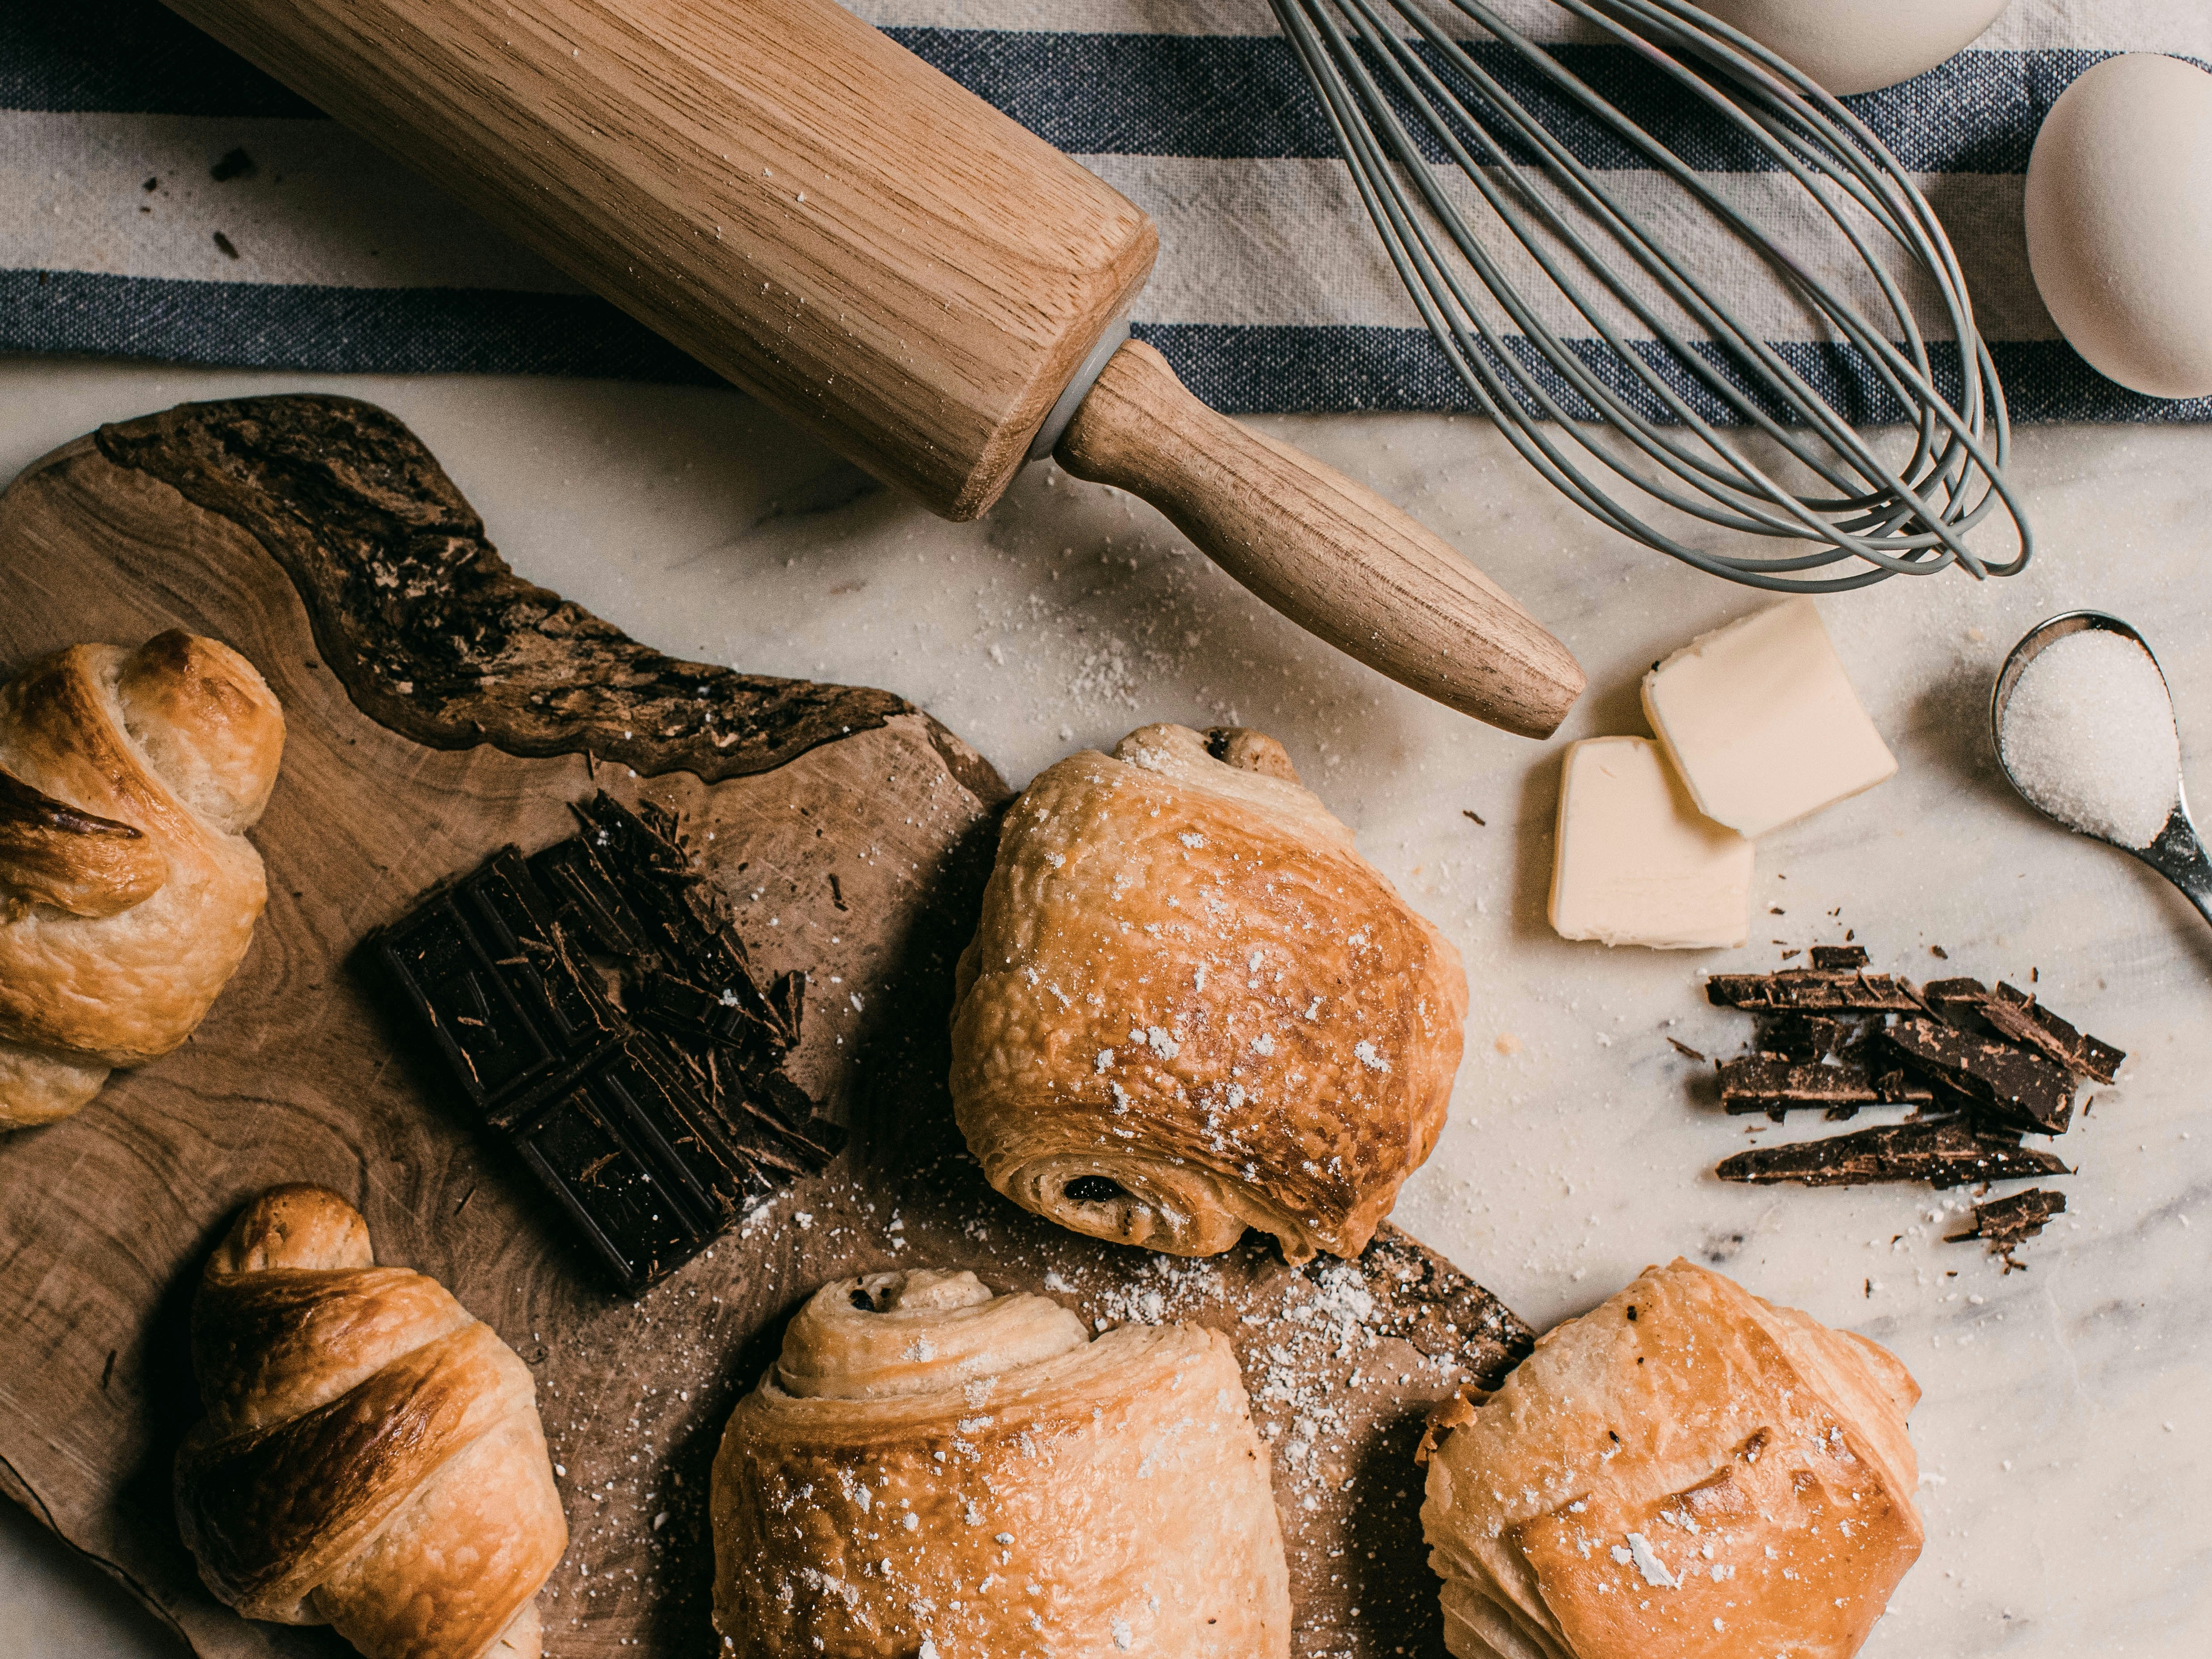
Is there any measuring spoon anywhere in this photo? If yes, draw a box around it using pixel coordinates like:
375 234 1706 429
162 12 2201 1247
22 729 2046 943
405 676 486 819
1993 611 2212 926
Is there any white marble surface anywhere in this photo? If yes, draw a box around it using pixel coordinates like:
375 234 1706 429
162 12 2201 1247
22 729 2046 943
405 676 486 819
2 356 2208 1657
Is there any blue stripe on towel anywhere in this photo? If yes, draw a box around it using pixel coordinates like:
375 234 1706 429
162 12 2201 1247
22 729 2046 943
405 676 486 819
885 30 2108 174
0 5 2136 173
1 4 320 119
8 269 2208 426
0 268 720 382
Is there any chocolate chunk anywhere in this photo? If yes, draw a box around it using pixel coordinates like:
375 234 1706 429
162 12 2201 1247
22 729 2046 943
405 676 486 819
1758 1014 1853 1061
1920 976 1991 1023
1982 983 2124 1083
375 792 843 1294
1946 1187 2067 1271
1809 944 1869 970
1882 1019 2076 1136
1718 1057 1933 1118
1918 979 2124 1084
1715 1119 2069 1189
1704 969 1924 1013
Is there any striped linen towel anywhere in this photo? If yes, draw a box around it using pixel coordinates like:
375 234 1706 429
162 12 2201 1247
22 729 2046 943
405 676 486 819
3 0 2208 419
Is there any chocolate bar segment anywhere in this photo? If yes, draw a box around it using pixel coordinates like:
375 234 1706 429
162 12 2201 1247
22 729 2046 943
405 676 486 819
1881 1019 2077 1136
1715 1119 2069 1189
1717 1056 1932 1119
518 1086 702 1282
375 792 844 1294
1704 969 1924 1013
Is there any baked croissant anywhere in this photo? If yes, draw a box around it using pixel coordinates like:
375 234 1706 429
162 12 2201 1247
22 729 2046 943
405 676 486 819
951 722 1466 1262
0 631 283 1127
1419 1259 1923 1659
711 1267 1290 1658
175 1186 568 1659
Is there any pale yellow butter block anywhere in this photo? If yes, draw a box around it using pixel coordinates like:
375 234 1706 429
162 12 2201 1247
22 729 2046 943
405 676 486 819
1641 597 1896 838
1549 736 1754 949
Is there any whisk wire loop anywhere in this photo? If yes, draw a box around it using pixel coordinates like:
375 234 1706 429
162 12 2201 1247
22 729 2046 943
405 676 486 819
1266 0 2032 590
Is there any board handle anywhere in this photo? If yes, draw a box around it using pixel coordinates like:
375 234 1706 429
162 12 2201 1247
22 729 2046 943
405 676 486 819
1056 341 1583 738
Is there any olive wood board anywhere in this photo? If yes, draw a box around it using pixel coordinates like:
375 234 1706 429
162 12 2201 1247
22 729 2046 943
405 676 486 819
0 396 1533 1659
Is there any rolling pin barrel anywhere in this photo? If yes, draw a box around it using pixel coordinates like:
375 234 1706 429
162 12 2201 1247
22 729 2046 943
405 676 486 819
160 0 1582 735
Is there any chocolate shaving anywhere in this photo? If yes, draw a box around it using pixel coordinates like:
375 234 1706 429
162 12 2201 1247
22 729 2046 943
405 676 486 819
1704 969 1924 1013
1882 1019 2076 1136
1946 1187 2067 1271
1809 944 1869 970
375 792 844 1294
1715 1119 2069 1190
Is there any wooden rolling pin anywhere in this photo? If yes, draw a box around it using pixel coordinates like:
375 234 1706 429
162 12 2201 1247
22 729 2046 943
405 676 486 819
162 0 1583 736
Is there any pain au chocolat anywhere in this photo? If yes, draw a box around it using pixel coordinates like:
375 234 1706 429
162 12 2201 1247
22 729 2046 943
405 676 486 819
711 1267 1289 1657
951 723 1466 1262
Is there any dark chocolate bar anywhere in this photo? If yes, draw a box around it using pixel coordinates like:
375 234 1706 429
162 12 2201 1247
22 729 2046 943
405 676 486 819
375 793 845 1294
1715 1119 2069 1190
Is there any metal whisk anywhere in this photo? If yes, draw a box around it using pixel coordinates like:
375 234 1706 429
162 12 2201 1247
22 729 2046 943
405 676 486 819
1268 0 2032 590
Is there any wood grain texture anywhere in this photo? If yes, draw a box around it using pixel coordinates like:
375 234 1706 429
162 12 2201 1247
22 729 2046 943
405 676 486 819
1058 341 1587 740
0 397 1532 1659
156 0 1157 519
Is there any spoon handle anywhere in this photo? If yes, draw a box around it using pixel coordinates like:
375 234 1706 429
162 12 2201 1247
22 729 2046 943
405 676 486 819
2137 811 2212 928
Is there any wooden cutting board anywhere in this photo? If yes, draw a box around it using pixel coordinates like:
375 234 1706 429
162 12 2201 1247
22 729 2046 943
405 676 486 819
0 396 1531 1659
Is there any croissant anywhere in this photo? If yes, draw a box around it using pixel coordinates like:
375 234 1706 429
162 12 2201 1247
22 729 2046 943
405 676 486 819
711 1267 1290 1658
0 631 283 1127
951 722 1466 1262
1419 1259 1923 1659
175 1187 568 1659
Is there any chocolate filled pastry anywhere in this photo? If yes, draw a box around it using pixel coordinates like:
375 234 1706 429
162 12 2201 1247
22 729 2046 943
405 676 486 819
710 1267 1290 1657
951 723 1466 1261
176 1187 567 1659
0 632 283 1127
1419 1259 1922 1659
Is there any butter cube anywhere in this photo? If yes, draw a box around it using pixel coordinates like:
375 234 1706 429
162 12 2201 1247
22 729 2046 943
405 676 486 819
1642 598 1896 838
1549 737 1753 949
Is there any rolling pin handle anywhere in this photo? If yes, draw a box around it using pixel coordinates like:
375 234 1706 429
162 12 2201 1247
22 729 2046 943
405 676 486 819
1054 340 1585 738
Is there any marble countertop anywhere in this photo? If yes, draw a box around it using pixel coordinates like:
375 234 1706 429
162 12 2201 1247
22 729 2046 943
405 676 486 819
3 355 2207 1657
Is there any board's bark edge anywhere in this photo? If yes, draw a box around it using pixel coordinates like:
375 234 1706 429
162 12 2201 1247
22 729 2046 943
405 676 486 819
93 394 983 790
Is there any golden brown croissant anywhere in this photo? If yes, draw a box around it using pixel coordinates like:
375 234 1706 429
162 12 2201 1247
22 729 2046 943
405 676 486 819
0 631 283 1127
951 722 1466 1262
711 1267 1290 1658
1419 1259 1923 1659
176 1187 568 1659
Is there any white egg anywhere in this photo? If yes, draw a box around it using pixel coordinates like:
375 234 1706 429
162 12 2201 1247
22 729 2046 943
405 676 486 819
2024 55 2212 401
1697 0 2013 97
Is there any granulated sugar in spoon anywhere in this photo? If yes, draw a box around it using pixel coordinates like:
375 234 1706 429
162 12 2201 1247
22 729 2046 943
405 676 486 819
1993 611 2212 925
